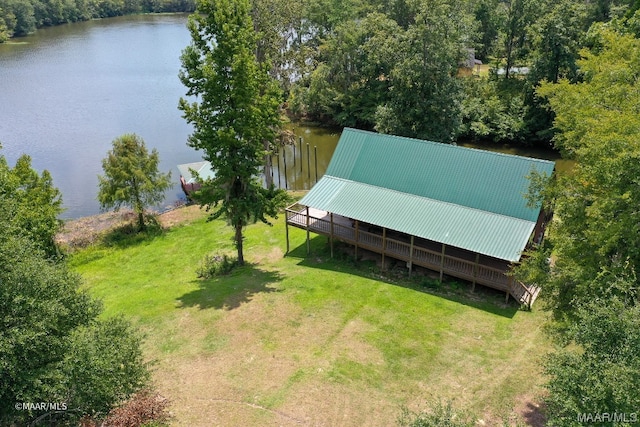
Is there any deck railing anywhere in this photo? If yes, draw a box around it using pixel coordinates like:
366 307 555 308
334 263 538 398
286 204 537 306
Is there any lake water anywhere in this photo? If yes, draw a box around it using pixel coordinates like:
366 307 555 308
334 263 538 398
0 15 564 218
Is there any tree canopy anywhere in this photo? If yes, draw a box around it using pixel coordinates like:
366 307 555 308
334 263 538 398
98 134 172 231
178 0 288 265
0 152 62 257
517 27 640 425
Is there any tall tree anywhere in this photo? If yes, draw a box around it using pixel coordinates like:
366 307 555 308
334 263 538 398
98 134 172 231
528 0 586 84
497 0 539 79
304 12 400 128
375 0 473 142
517 28 640 425
178 0 288 265
531 29 640 317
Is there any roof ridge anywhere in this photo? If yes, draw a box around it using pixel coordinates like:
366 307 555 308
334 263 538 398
322 175 535 225
342 128 556 166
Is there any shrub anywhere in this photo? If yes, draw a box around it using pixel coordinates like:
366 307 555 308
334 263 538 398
398 401 475 427
197 253 238 279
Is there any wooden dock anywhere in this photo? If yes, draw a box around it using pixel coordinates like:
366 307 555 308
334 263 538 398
286 204 540 307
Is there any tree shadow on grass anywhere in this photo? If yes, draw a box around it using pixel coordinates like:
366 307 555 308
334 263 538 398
286 235 519 319
521 401 547 427
177 263 283 310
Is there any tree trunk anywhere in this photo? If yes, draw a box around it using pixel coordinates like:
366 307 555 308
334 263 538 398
264 138 273 188
235 224 244 265
137 210 146 231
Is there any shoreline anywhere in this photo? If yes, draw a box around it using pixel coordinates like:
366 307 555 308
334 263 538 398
55 204 206 250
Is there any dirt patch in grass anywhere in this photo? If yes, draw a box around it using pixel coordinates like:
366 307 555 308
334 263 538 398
158 204 207 228
56 210 138 249
514 394 547 427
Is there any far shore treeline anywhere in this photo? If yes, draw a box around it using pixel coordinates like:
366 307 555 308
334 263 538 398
0 0 195 41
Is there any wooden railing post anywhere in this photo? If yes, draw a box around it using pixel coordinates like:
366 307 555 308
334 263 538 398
439 244 446 282
330 213 334 258
506 275 513 303
354 220 359 260
285 209 290 254
305 206 310 255
382 228 387 271
408 235 414 277
472 253 479 292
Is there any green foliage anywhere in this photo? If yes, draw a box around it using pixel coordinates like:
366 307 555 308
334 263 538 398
473 0 501 60
528 0 586 84
295 0 474 141
178 0 289 264
98 134 172 231
0 152 63 256
0 152 150 425
62 317 150 419
250 0 306 92
516 27 640 426
532 29 640 317
0 221 99 424
302 12 400 128
197 253 238 278
460 77 528 143
0 6 12 41
544 298 640 427
0 203 150 424
397 401 475 427
376 1 473 142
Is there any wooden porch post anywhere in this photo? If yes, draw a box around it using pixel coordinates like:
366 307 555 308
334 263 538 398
285 210 290 254
381 227 387 272
330 213 334 259
471 253 480 292
354 220 359 260
506 275 513 303
439 243 446 283
408 235 415 277
305 206 310 255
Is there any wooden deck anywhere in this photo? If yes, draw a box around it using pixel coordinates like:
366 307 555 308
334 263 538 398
286 204 540 307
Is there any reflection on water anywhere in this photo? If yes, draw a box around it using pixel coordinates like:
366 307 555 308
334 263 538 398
270 126 341 191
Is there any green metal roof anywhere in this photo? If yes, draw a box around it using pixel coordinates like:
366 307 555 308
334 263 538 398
177 161 215 184
299 128 555 262
326 128 555 222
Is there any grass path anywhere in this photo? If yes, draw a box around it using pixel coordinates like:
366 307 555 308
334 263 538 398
69 206 550 426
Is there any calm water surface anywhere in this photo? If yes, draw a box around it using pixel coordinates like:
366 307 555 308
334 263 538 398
0 15 564 218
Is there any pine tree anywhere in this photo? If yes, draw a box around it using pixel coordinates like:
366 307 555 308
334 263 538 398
98 134 172 230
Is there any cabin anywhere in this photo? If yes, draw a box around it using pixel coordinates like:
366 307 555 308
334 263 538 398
285 128 555 307
177 161 215 199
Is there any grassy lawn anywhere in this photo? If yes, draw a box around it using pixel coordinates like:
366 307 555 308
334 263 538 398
70 207 550 426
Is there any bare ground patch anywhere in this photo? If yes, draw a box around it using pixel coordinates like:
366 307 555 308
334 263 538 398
56 205 206 250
